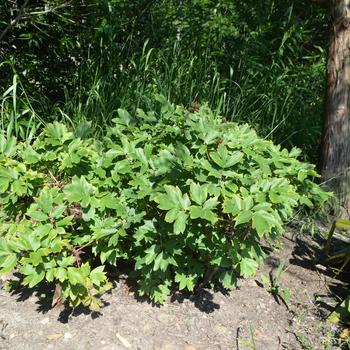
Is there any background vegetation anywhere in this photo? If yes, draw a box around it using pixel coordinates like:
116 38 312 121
1 0 327 162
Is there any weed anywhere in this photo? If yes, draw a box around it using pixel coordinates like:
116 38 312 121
260 261 291 308
238 322 257 350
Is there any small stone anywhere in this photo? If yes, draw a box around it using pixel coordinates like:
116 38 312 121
64 332 73 341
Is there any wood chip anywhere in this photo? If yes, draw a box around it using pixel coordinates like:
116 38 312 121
116 333 132 348
47 333 63 340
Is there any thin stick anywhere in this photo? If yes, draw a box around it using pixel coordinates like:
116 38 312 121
0 0 29 43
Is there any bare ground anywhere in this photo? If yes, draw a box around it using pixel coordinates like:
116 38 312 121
0 232 348 350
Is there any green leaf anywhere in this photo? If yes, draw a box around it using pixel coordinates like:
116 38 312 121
260 273 270 289
209 151 225 168
190 206 217 224
223 195 242 216
165 208 180 223
56 267 67 282
45 268 56 282
226 151 244 167
36 188 54 214
189 206 202 219
22 146 40 164
175 272 196 292
0 135 16 156
45 122 71 145
240 258 259 278
300 195 314 208
90 266 106 287
252 210 276 237
243 196 254 211
28 210 48 222
220 271 237 289
174 212 188 234
56 216 73 227
153 283 170 304
153 252 164 271
63 176 95 207
99 194 121 209
281 287 291 306
190 182 207 205
203 197 218 210
201 209 218 224
0 253 17 274
22 265 46 288
67 267 85 285
50 204 67 218
117 108 131 125
21 234 41 251
0 167 17 191
154 194 175 211
144 245 160 265
82 206 96 222
235 210 252 227
12 180 27 196
29 250 44 266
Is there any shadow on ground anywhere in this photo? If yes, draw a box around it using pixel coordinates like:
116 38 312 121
3 229 349 325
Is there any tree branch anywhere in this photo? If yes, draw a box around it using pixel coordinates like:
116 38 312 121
0 1 71 43
0 0 29 43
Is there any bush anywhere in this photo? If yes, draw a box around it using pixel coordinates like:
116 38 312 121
0 100 330 308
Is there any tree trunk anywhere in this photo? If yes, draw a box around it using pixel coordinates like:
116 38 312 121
321 0 350 214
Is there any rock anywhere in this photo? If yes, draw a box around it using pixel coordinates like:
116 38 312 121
64 332 73 341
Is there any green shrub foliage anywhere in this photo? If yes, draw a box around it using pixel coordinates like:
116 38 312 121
0 101 330 308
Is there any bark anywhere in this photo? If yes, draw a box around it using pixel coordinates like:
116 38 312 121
321 0 350 214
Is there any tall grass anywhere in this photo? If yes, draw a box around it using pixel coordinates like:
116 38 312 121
1 37 325 163
0 62 44 142
47 39 323 162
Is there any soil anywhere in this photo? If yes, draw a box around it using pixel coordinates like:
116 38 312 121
0 231 348 350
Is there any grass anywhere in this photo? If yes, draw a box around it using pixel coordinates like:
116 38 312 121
0 39 325 166
0 62 45 142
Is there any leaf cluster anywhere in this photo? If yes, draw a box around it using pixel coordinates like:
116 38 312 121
0 101 331 307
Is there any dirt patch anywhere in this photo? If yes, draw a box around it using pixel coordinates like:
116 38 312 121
0 233 347 350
